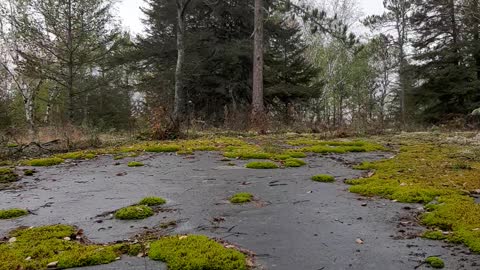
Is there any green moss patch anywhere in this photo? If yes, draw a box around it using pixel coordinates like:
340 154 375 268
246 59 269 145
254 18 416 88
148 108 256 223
148 235 247 270
24 157 64 167
421 195 480 253
0 168 18 183
127 161 144 167
56 152 96 160
346 141 480 253
245 161 278 169
23 169 35 176
311 174 335 183
230 193 253 204
0 208 28 219
115 205 154 220
138 197 166 206
425 256 445 268
144 145 181 153
284 158 307 167
287 138 385 154
0 225 120 270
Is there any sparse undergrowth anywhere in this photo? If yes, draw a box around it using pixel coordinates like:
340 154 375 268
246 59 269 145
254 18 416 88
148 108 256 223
148 235 247 270
127 161 144 167
230 192 253 204
115 205 154 220
425 256 445 268
245 161 279 169
0 208 28 219
311 174 335 183
347 138 480 253
24 157 64 167
138 196 166 206
0 225 122 270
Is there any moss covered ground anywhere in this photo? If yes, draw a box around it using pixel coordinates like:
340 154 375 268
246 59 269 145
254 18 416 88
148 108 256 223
0 225 122 270
115 205 154 220
347 133 480 253
311 174 335 183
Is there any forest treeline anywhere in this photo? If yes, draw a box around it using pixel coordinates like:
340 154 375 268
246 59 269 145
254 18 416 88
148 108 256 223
1 0 480 142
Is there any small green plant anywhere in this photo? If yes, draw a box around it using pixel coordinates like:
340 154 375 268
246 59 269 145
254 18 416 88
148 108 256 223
115 205 154 220
145 145 181 153
311 174 335 183
138 196 166 206
0 168 18 183
425 256 445 268
148 235 247 270
0 208 28 219
24 157 64 167
7 143 18 148
127 161 144 167
284 158 306 167
245 161 278 169
230 192 253 204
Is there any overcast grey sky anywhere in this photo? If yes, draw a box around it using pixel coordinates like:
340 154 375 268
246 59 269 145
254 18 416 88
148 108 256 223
117 0 385 35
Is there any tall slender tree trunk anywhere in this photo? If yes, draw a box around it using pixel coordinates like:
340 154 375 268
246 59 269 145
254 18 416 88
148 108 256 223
250 0 266 131
66 0 75 123
173 0 190 131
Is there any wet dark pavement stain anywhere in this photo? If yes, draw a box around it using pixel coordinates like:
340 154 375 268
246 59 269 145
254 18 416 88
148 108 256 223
0 152 479 270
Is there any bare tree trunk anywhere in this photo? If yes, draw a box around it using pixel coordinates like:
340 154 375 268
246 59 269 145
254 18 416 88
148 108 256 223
250 0 266 131
173 0 191 131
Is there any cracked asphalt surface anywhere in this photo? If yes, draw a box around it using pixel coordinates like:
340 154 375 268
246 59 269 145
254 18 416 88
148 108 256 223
0 151 479 269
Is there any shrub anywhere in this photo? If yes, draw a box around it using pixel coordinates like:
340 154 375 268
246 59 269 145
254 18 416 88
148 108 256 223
245 161 278 169
0 208 28 219
115 205 154 220
24 157 64 167
149 235 247 270
311 174 335 183
138 197 166 206
230 193 253 204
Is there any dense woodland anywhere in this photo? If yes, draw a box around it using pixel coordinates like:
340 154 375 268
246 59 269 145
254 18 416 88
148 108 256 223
1 0 480 142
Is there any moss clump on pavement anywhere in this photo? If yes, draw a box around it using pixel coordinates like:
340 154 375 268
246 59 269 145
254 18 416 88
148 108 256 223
144 145 181 153
0 208 28 219
0 168 18 183
115 205 154 220
0 225 120 270
346 140 480 253
284 158 306 167
24 157 64 167
425 256 445 268
56 152 96 160
148 235 247 270
230 193 253 204
311 174 335 183
127 161 144 167
138 197 166 206
245 161 278 169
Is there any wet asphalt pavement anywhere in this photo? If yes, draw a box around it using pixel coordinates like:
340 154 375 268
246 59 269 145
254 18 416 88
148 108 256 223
0 152 479 270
